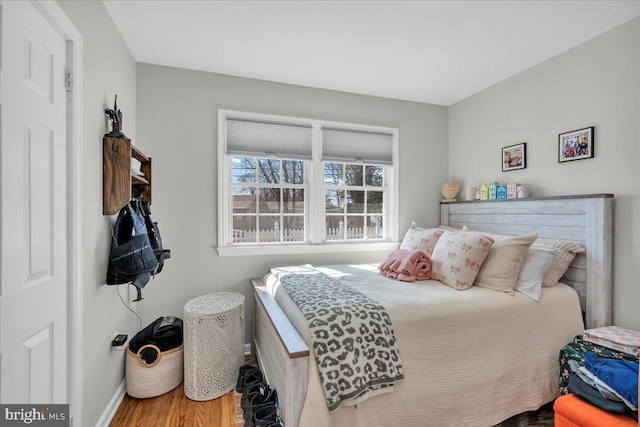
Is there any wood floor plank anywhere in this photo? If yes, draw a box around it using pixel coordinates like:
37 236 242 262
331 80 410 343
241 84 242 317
110 394 139 426
141 387 174 427
220 389 237 427
110 384 237 427
201 397 219 427
163 386 188 427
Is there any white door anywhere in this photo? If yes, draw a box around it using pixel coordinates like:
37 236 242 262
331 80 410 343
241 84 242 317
0 0 69 404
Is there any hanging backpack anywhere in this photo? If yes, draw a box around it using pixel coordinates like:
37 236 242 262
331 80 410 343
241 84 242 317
106 198 170 301
141 201 170 274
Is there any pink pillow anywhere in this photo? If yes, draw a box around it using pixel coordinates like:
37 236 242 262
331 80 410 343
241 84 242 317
399 222 444 253
431 231 495 290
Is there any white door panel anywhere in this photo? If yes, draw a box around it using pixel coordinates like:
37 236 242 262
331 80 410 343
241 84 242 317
1 0 68 404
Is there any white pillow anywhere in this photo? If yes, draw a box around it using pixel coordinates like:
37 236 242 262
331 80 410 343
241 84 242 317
470 232 537 294
514 245 556 301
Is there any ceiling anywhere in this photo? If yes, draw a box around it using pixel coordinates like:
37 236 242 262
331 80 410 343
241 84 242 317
104 1 640 106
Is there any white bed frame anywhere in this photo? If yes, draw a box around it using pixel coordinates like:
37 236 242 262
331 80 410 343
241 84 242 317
250 193 613 427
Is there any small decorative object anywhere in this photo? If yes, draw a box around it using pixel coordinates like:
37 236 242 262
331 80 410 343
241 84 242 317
506 183 518 199
475 189 480 200
496 186 508 199
488 182 498 199
131 158 144 177
558 126 594 162
518 186 529 198
104 95 126 138
464 186 477 201
440 182 461 203
502 143 526 171
480 183 489 200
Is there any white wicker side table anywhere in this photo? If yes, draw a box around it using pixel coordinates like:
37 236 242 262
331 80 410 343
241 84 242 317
183 292 245 401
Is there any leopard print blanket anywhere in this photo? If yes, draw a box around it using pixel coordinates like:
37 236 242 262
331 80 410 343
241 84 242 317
279 271 404 411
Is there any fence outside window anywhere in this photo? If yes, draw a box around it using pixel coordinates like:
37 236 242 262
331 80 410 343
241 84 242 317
232 221 382 243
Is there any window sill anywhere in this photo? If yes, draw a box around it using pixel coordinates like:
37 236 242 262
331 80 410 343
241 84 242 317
217 241 400 257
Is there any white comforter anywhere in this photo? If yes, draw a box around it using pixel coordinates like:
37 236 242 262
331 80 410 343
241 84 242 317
265 264 584 427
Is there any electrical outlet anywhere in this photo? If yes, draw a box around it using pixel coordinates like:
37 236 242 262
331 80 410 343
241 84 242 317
112 334 128 347
111 331 119 351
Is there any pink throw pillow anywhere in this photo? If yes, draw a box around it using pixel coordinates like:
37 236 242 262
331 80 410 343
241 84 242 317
431 231 494 290
400 222 445 253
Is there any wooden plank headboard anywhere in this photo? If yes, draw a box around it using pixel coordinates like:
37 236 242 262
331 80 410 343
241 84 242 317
440 193 613 329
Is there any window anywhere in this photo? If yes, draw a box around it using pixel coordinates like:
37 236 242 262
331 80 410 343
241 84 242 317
324 163 386 240
232 156 306 243
218 110 399 256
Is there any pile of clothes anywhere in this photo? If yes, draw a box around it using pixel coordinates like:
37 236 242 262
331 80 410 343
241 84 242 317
564 326 639 420
567 352 638 419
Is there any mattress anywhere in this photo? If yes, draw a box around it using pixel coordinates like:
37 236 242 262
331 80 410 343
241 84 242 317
264 263 585 427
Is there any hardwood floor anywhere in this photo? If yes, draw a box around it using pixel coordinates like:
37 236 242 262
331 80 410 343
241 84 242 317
110 384 238 427
109 381 555 427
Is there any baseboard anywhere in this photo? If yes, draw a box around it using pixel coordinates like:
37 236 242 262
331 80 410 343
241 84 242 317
94 378 126 427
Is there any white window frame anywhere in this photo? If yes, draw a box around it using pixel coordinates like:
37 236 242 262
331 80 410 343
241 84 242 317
217 109 400 256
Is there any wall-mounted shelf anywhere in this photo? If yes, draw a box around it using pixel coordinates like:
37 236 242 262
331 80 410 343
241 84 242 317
439 193 613 205
103 137 152 215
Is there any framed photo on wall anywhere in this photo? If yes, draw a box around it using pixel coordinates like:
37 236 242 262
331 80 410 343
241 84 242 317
502 143 526 172
558 127 594 162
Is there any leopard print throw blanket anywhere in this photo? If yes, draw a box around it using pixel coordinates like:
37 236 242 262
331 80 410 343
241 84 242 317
279 271 404 411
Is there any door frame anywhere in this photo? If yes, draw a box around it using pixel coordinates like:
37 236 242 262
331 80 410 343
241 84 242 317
28 1 83 424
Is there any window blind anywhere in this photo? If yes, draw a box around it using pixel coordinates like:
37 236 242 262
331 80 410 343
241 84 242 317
226 119 313 160
321 128 394 165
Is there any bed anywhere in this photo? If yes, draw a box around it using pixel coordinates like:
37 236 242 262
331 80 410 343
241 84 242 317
250 194 613 427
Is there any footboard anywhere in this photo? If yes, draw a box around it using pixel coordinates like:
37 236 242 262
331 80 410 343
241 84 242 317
251 278 309 427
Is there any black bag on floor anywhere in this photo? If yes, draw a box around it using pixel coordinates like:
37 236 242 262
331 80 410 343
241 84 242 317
129 316 183 363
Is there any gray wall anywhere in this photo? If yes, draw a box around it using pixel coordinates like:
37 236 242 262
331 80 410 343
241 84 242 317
449 18 640 330
56 2 138 426
54 3 638 423
135 63 449 340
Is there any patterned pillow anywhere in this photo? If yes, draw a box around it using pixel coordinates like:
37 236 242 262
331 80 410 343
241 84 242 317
536 239 585 287
399 222 445 253
431 231 495 290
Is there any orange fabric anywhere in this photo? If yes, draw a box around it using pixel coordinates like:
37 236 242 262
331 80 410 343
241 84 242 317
554 412 582 427
553 394 636 427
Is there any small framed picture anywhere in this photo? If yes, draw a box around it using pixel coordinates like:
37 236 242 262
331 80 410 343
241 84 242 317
502 143 526 172
558 127 594 163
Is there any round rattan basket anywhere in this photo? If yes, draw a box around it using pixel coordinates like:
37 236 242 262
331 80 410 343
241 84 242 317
125 343 184 399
